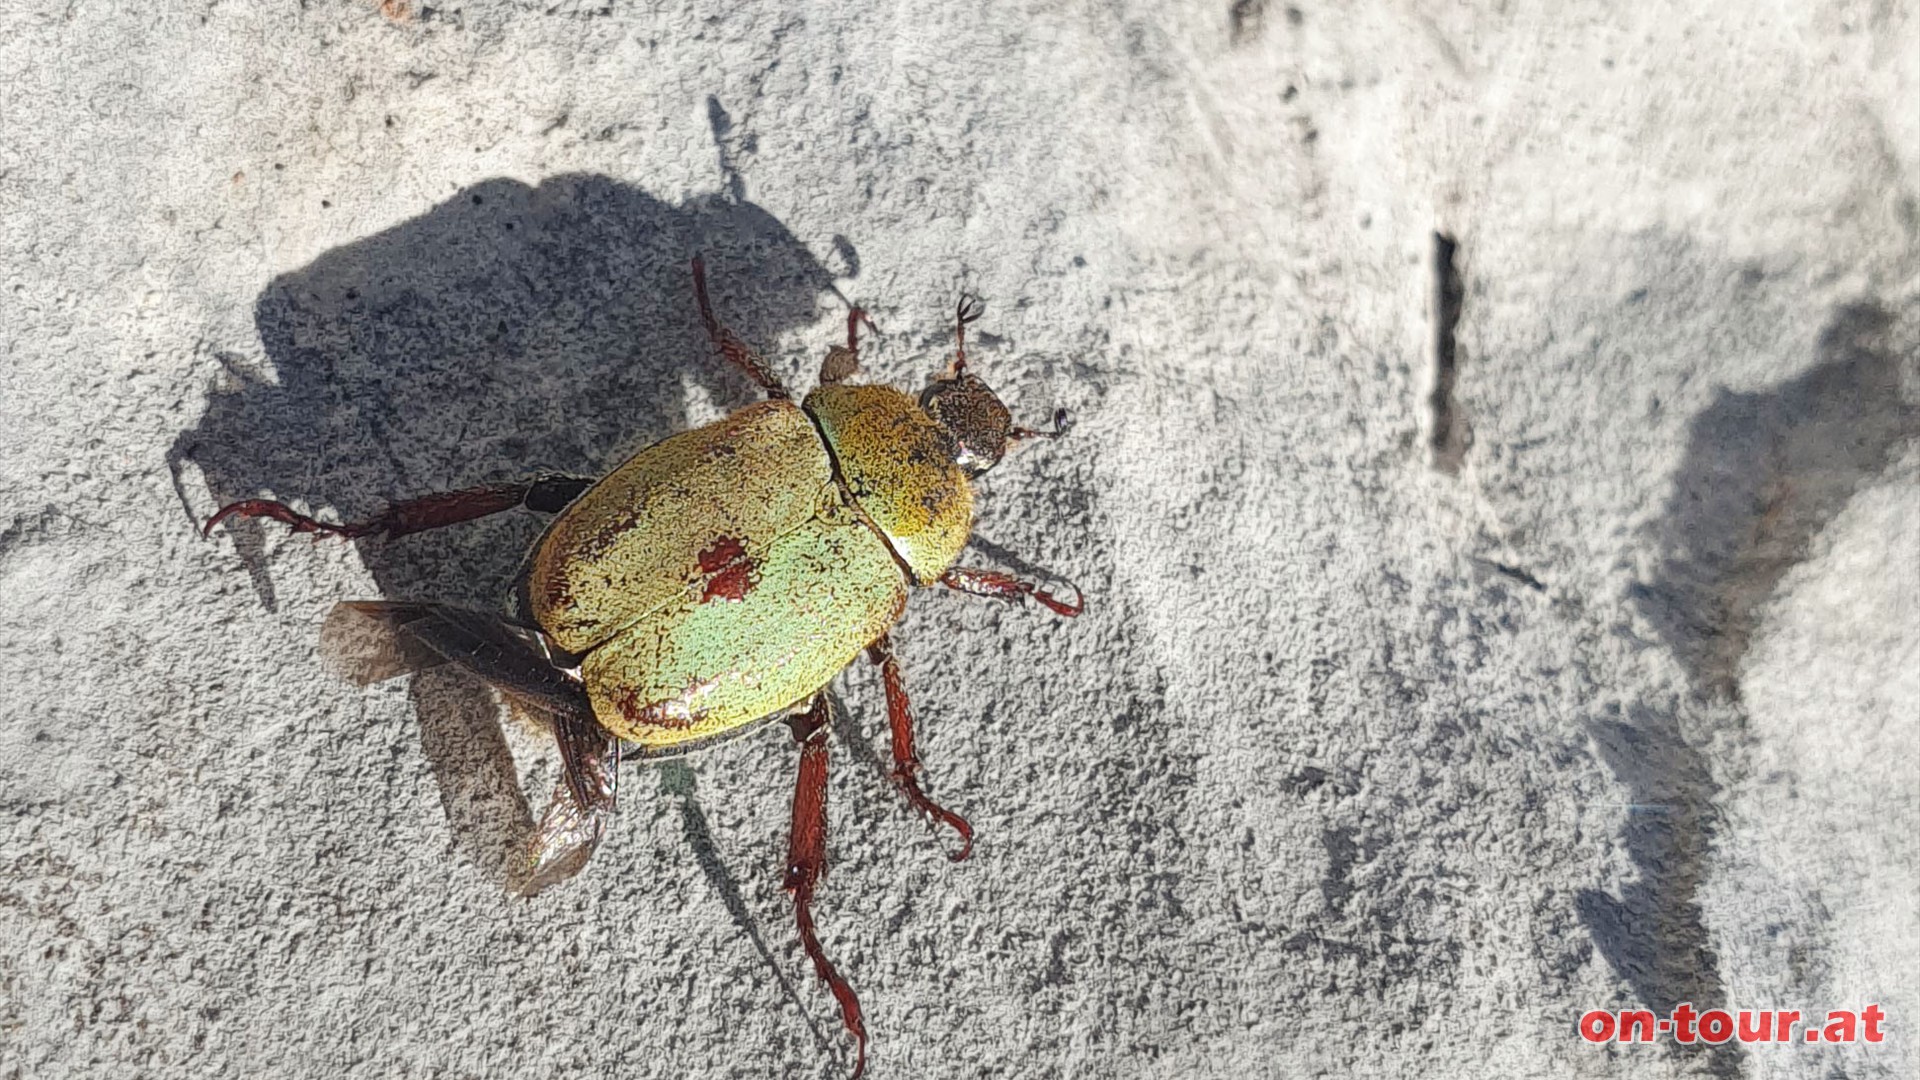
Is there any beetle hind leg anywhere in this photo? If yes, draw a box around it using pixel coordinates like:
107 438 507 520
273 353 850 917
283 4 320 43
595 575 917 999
867 634 973 861
786 694 869 1079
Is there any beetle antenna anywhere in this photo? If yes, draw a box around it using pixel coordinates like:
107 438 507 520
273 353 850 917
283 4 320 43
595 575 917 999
950 293 985 376
1009 407 1072 444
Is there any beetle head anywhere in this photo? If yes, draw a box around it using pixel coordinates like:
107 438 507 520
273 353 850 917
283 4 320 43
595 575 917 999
921 370 1014 476
920 294 1070 476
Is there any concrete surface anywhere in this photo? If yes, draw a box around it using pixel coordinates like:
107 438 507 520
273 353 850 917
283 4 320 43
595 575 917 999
3 2 1916 1078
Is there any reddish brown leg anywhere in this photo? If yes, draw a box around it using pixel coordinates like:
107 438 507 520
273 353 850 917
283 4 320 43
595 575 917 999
691 254 790 399
786 695 867 1080
819 306 878 386
202 474 593 541
846 305 877 354
940 567 1086 617
867 634 973 862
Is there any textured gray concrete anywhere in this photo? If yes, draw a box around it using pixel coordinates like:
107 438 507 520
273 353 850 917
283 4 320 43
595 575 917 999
3 2 1916 1078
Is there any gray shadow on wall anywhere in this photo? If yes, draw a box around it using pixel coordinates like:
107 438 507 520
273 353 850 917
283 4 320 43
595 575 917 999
172 175 840 883
1581 301 1916 1078
1630 301 1917 699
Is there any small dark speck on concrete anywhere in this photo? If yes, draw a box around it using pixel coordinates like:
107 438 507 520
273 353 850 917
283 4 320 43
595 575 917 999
321 199 331 208
1228 0 1267 45
1473 557 1546 592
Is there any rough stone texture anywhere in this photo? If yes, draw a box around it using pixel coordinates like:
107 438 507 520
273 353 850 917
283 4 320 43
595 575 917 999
3 2 1915 1078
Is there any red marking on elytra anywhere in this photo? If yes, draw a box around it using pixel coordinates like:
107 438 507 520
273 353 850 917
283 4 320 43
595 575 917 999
698 535 747 573
697 535 756 603
705 562 754 602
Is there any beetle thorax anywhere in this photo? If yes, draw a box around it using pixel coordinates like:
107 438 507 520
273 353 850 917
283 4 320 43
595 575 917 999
802 384 975 584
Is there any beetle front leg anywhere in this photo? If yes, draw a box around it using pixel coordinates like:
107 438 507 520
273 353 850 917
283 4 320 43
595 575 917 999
690 254 791 399
818 306 878 386
939 567 1086 617
203 474 594 541
786 694 868 1080
867 634 973 861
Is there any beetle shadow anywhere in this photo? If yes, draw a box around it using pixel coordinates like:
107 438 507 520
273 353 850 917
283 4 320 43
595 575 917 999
172 174 841 886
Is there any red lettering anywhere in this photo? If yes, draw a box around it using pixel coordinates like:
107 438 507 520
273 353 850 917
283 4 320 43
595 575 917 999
1672 1002 1699 1043
1863 1003 1885 1043
1570 1004 1884 1046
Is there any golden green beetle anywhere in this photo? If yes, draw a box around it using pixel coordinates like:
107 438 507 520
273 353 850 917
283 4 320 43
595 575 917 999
204 257 1080 1078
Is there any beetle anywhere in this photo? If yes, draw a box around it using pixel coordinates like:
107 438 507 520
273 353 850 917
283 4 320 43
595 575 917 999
203 256 1082 1078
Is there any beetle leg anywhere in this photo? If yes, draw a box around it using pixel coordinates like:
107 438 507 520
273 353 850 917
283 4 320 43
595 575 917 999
690 254 790 399
939 566 1086 618
818 306 877 386
866 634 973 861
785 694 868 1080
202 474 593 541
